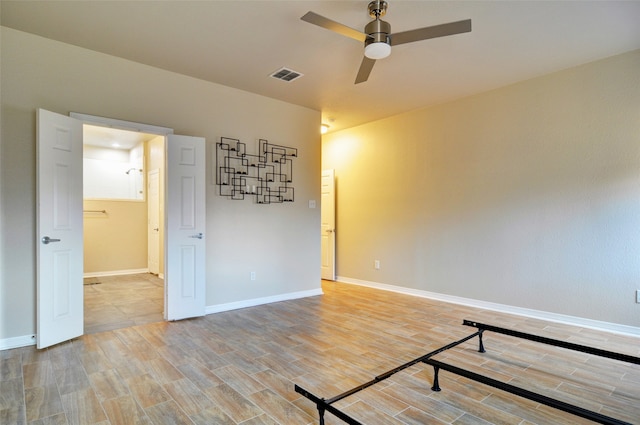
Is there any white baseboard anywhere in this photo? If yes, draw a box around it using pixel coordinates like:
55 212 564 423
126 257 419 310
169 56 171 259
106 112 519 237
84 268 149 278
206 288 324 315
1 284 322 351
337 276 640 337
0 334 36 350
5 279 637 351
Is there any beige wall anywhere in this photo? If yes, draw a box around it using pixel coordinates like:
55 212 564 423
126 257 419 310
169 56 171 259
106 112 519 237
83 200 148 274
0 27 321 341
323 49 640 328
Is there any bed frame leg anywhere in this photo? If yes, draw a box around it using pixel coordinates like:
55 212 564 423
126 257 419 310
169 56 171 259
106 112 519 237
478 329 486 353
318 405 325 425
431 366 441 391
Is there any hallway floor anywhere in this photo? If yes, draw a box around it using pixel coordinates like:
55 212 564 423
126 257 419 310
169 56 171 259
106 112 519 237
84 273 164 334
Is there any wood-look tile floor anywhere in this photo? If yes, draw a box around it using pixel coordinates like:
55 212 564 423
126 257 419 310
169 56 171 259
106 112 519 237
2 280 639 425
84 274 164 334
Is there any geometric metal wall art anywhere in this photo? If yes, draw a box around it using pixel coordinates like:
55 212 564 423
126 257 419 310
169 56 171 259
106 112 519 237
216 137 297 204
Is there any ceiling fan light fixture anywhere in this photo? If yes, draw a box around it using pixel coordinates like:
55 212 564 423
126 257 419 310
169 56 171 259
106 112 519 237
364 41 391 60
301 1 471 84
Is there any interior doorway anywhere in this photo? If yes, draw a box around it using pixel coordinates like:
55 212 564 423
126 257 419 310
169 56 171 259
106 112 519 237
38 109 207 346
82 123 166 332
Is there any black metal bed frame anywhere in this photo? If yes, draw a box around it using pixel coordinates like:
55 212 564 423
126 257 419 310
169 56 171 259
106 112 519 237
295 319 639 425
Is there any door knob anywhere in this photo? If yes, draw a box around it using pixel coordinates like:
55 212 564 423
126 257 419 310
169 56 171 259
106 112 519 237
189 233 204 239
41 236 61 244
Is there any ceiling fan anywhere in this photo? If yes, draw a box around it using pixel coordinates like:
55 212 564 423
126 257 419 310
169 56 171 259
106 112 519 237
301 0 471 84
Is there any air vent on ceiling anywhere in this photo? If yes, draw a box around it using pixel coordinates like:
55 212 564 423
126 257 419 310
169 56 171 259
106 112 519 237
270 67 304 82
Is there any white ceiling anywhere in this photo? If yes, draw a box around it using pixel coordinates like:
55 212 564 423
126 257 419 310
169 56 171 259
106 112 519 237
2 1 639 133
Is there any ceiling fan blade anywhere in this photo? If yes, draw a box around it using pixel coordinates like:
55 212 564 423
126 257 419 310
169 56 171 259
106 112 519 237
390 19 471 46
301 11 368 42
355 57 376 84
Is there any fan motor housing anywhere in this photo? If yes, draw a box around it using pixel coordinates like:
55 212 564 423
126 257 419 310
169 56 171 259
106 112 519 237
364 18 391 46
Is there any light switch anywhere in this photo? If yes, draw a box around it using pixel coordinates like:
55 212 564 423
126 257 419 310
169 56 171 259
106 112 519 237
309 200 316 209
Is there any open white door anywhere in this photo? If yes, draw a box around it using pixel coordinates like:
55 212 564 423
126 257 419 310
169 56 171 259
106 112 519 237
165 135 206 320
36 109 84 348
321 169 336 280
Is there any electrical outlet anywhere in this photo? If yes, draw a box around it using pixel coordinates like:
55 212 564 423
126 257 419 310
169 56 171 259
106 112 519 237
374 260 380 270
250 271 256 281
636 290 640 304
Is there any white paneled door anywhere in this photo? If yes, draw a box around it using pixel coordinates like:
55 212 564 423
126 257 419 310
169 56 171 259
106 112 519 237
165 135 206 320
37 109 84 349
321 169 336 280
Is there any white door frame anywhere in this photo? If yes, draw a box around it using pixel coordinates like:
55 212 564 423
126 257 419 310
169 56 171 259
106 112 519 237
72 112 174 283
70 112 174 136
